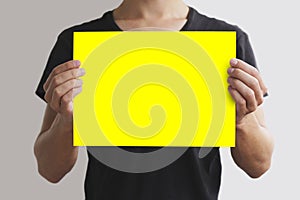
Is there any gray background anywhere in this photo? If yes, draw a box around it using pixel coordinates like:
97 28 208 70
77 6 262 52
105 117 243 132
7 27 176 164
0 0 299 199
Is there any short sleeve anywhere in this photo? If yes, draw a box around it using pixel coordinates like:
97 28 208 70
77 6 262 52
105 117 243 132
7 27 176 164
236 31 257 68
35 31 73 102
236 31 268 97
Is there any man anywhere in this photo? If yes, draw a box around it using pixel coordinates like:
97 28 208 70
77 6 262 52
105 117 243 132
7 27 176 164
34 0 274 199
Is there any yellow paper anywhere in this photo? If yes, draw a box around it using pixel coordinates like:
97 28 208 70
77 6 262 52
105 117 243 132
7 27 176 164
73 31 236 147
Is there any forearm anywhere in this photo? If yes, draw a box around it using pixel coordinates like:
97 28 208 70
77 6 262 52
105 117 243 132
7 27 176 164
34 114 78 183
231 112 274 178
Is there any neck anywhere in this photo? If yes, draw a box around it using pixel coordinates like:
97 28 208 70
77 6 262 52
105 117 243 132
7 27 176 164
114 0 188 20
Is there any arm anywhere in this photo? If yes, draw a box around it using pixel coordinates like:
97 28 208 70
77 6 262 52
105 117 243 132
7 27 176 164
34 60 85 183
231 106 274 178
227 59 274 178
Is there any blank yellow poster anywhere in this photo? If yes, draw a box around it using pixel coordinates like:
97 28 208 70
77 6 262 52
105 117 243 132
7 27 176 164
73 31 236 147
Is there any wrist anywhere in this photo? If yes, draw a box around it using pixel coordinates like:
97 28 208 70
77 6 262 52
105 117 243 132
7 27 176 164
236 112 259 134
53 113 73 134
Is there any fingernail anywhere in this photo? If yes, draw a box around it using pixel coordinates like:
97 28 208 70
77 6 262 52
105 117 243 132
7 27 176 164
230 58 238 66
227 77 232 83
227 67 234 74
77 68 86 76
73 60 81 67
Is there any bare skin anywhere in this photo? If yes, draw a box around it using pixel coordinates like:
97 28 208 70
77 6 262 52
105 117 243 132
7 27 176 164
34 0 274 183
227 59 274 178
112 0 189 31
34 60 84 183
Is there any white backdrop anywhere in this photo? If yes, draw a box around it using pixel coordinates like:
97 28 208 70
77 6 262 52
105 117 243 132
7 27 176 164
0 0 299 199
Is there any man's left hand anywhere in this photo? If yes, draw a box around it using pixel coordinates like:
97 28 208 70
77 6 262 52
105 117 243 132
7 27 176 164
227 58 268 124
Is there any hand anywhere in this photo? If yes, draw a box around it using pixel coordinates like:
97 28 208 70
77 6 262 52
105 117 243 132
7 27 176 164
43 60 85 120
227 58 268 124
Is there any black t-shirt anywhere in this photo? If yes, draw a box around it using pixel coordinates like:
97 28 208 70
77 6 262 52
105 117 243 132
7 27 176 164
35 6 257 200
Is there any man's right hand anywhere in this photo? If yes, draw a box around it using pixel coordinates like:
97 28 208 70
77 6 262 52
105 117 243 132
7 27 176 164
43 60 85 121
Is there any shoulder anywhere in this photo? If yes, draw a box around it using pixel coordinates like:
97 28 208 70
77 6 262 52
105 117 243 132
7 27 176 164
189 6 257 66
56 10 114 44
189 6 248 39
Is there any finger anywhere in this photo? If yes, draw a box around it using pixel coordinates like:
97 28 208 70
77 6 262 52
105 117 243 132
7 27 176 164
44 74 81 105
43 60 81 91
44 67 84 103
46 67 85 94
227 67 263 105
72 86 83 99
60 87 83 115
53 68 85 87
230 58 268 95
228 86 246 121
50 79 83 112
227 77 257 113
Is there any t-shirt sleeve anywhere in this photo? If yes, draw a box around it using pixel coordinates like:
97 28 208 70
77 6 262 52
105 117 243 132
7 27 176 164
236 31 257 68
236 31 268 97
35 31 73 102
